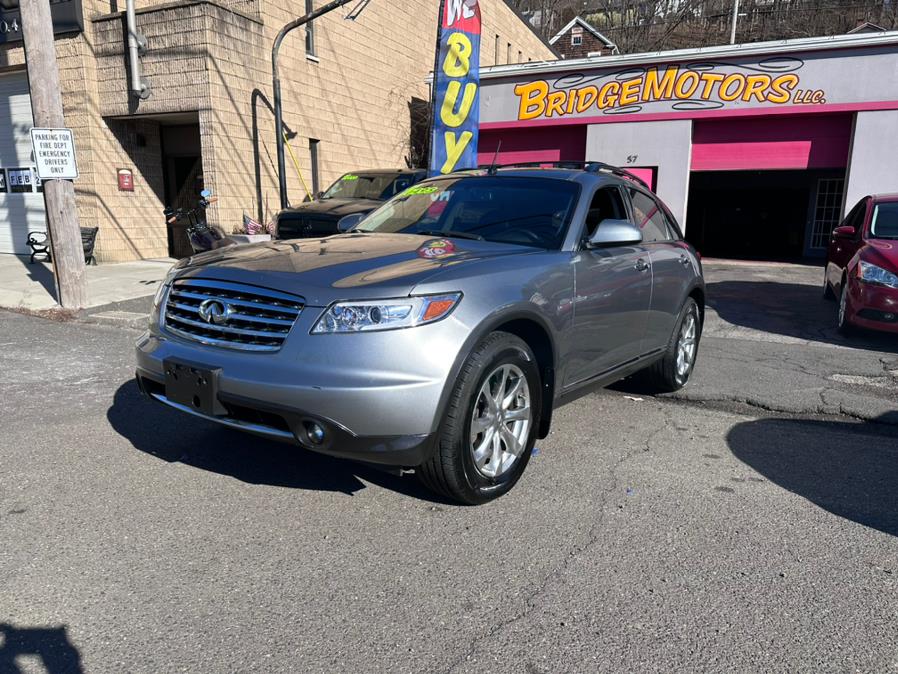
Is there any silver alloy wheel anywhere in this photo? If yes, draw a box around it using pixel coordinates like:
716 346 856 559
469 363 532 479
839 283 848 327
676 309 698 380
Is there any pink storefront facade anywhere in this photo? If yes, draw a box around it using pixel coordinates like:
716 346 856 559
475 32 898 260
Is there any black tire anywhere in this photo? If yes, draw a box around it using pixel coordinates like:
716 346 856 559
637 297 702 393
837 280 856 336
823 273 836 301
417 332 540 505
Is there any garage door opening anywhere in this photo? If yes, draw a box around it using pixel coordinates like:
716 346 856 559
686 113 851 261
686 170 845 261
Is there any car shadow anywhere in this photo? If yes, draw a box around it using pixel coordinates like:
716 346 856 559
726 412 898 538
107 380 451 504
0 623 83 674
706 279 898 353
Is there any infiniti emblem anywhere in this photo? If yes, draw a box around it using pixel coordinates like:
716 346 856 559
198 299 232 325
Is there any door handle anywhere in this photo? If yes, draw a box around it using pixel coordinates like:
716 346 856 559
635 258 650 272
679 254 691 266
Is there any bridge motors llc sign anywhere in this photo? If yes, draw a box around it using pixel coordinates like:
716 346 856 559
30 128 78 180
430 0 482 175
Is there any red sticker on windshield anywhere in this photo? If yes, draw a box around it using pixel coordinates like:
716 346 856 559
418 239 456 259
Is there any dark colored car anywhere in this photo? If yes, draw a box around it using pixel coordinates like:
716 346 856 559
825 194 898 335
136 163 704 504
275 169 426 239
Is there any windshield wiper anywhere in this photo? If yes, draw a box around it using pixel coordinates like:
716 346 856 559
414 229 484 241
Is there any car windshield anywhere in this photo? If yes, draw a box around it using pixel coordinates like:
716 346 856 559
321 173 417 201
355 176 579 249
870 202 898 240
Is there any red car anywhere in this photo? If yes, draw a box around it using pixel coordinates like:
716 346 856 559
825 194 898 335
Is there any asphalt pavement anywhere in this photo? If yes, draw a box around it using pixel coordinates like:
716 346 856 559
1 261 896 673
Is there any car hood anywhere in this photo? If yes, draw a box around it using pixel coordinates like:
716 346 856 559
862 238 898 271
173 233 538 306
280 198 383 219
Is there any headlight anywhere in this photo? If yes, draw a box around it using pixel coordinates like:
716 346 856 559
857 261 898 289
153 267 179 308
312 293 461 334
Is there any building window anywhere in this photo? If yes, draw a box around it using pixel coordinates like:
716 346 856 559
494 34 500 64
572 34 582 46
309 138 320 196
305 0 316 57
507 42 512 64
811 178 845 249
518 50 523 63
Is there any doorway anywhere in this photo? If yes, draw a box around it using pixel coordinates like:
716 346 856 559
161 123 202 258
686 169 845 262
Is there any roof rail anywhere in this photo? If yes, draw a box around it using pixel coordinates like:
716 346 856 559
478 160 650 189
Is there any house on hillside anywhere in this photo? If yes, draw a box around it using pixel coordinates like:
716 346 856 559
848 20 888 34
549 16 618 59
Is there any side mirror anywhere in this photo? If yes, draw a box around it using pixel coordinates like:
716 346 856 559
832 225 856 239
337 212 366 232
587 219 643 248
316 191 325 200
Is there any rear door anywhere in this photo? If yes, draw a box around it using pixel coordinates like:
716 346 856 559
626 187 695 354
566 185 652 386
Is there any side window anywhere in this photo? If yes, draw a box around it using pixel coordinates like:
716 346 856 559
833 201 864 242
660 207 682 240
628 188 671 243
390 177 413 196
583 187 626 239
849 200 868 237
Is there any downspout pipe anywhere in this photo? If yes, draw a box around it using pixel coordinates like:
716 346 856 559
126 0 150 99
272 0 358 210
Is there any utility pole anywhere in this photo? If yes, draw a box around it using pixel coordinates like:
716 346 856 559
272 0 359 210
729 0 740 44
20 0 87 309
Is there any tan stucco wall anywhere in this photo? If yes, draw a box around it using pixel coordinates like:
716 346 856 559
1 0 554 261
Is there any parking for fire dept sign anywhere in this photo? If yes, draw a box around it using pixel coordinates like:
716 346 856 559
30 128 78 180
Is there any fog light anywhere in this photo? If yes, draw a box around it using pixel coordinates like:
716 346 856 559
304 421 326 446
884 313 895 321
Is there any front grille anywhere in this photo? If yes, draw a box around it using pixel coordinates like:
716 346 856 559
163 279 304 352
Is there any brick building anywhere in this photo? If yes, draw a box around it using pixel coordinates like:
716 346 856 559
0 0 554 261
549 16 616 60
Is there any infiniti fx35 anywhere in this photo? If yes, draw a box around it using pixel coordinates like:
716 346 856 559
136 164 704 504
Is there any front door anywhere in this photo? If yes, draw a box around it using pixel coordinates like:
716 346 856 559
826 198 867 292
564 186 652 387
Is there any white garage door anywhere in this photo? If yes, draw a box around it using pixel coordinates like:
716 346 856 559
0 70 46 255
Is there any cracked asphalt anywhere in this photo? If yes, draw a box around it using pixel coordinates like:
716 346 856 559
1 261 896 673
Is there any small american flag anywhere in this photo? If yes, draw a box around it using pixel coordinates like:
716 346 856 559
243 213 263 235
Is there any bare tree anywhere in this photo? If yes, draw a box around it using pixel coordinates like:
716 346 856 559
507 0 897 53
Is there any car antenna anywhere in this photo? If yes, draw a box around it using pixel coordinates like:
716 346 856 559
488 141 502 175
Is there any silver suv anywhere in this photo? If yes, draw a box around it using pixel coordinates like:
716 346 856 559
136 163 704 504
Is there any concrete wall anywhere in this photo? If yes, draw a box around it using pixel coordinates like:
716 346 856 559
844 110 898 215
585 119 693 229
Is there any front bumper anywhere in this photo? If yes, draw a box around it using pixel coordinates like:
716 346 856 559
848 281 898 334
135 369 435 465
135 305 472 466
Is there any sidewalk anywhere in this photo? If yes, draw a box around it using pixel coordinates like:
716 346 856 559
0 254 174 312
